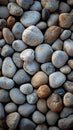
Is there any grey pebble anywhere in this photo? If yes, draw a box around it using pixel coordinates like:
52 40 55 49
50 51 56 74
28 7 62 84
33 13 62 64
0 89 10 103
5 102 17 113
52 39 63 50
0 39 5 47
59 2 71 13
60 65 71 74
63 92 73 107
42 8 50 21
60 107 73 118
0 19 6 29
35 124 48 130
64 39 73 56
36 21 47 30
60 30 71 40
30 1 42 11
27 90 38 104
0 6 9 18
0 103 5 119
67 71 73 81
48 13 59 27
0 58 2 69
49 126 60 130
64 81 73 93
10 88 25 104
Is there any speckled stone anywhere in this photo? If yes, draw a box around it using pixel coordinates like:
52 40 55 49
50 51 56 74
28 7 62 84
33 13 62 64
52 39 63 50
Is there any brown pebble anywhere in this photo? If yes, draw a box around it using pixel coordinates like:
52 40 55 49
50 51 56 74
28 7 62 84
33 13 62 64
68 59 73 69
7 16 16 28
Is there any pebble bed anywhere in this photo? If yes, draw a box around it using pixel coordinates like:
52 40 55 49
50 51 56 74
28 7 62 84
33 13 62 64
0 0 73 130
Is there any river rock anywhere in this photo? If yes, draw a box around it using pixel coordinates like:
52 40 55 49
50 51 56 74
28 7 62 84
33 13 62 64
0 39 5 47
5 102 17 113
64 81 73 93
63 92 73 107
48 13 59 27
60 107 73 118
52 39 63 50
30 1 42 11
67 71 73 81
0 89 10 103
67 0 73 6
59 2 71 13
36 21 47 30
60 30 71 40
0 19 6 29
64 39 73 56
0 103 5 119
49 127 60 130
0 7 9 18
7 16 16 28
42 8 50 21
60 65 71 74
36 124 47 130
68 59 73 69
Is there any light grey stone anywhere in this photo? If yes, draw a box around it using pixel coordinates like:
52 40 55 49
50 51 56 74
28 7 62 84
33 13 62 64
60 65 71 74
63 92 73 107
60 107 73 118
48 13 59 27
60 30 71 40
35 124 48 130
27 91 38 104
0 6 9 18
64 81 73 93
49 126 60 130
52 39 63 50
36 21 47 30
30 1 42 11
5 102 17 113
64 39 73 56
0 89 10 103
0 39 5 47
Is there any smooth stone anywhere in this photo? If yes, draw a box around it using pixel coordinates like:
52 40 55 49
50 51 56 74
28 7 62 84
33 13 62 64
64 81 73 93
5 103 17 113
2 57 16 78
37 99 48 114
0 89 10 103
63 92 73 107
20 49 34 62
20 11 40 27
7 16 16 28
58 115 73 130
12 52 23 68
31 71 48 88
30 1 42 11
60 65 71 74
18 103 36 117
13 69 30 84
0 39 5 47
6 112 20 129
60 30 71 40
0 7 9 18
20 83 33 95
0 19 6 29
41 0 59 12
44 26 61 45
1 45 14 57
60 107 73 118
49 127 60 130
59 2 71 13
42 8 50 21
0 103 5 119
71 33 73 40
48 13 59 27
41 62 55 75
3 28 14 44
32 111 45 124
46 111 59 125
47 93 63 112
10 88 25 104
67 71 73 81
12 40 27 52
64 39 73 56
22 25 44 46
36 21 47 30
49 72 66 88
68 59 73 69
0 0 8 5
52 39 63 50
12 22 25 39
16 0 33 10
19 118 36 130
35 44 53 63
0 77 14 90
0 58 2 69
36 124 48 130
67 0 73 6
8 2 23 16
52 50 68 68
54 88 65 97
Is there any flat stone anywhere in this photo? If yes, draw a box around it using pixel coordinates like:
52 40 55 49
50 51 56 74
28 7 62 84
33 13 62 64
0 39 5 47
60 65 71 74
63 92 73 107
0 103 5 119
5 102 17 113
64 39 73 56
60 30 71 40
36 21 47 30
60 107 73 118
0 7 9 18
52 39 63 50
0 89 10 103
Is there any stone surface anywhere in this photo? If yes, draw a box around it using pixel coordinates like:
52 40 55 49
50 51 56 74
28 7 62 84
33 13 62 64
35 124 47 130
42 8 50 21
0 103 5 119
64 39 73 56
63 92 73 107
0 19 6 29
60 30 71 40
30 1 42 11
0 7 9 18
67 0 73 6
5 102 17 113
60 65 71 74
54 88 65 97
7 16 16 28
60 107 73 118
0 89 10 103
64 81 73 93
48 13 59 27
0 39 5 47
36 21 47 30
68 59 73 69
67 71 73 81
52 39 63 50
59 2 71 13
49 127 60 130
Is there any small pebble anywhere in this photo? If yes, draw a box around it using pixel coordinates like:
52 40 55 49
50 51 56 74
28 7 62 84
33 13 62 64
35 124 48 130
42 8 50 21
67 0 73 6
0 19 6 30
68 59 73 69
60 107 73 118
63 92 73 107
0 89 10 103
59 2 71 13
64 81 73 93
64 39 73 56
5 102 17 113
30 1 42 11
52 39 63 50
49 127 60 130
0 39 5 47
60 65 71 74
0 103 5 119
0 6 9 18
60 30 71 40
7 16 16 28
36 21 47 30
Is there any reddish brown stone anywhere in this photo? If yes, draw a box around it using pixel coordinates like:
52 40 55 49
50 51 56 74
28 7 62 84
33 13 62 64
7 16 16 28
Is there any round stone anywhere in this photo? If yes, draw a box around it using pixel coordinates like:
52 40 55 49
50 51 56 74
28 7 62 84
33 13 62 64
52 39 63 50
22 25 44 46
47 93 63 112
20 11 40 27
5 103 17 113
30 1 42 11
63 92 73 107
49 72 66 88
36 21 47 30
0 89 10 103
9 88 25 104
7 16 16 28
35 124 47 130
60 107 73 118
42 8 50 21
59 2 71 13
68 59 73 69
0 19 6 29
52 50 68 68
0 39 5 47
60 30 71 40
60 65 71 74
31 71 48 88
35 44 53 63
64 39 73 56
0 103 5 119
32 111 45 124
54 88 65 97
0 6 9 18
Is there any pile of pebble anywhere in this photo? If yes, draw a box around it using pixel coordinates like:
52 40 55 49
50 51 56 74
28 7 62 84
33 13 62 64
0 0 73 130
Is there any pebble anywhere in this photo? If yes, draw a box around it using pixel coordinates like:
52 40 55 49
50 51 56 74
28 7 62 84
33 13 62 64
19 118 36 130
0 39 5 47
26 91 38 104
59 13 72 28
52 50 68 68
12 40 27 52
18 103 36 117
2 57 17 78
60 65 71 74
47 13 59 27
5 103 17 113
3 28 14 44
12 52 23 68
10 88 25 104
12 22 24 40
0 19 6 30
0 89 10 103
44 26 61 45
54 88 65 97
64 39 73 56
41 0 59 12
60 30 71 40
68 59 73 69
0 0 8 5
0 103 5 119
47 93 63 112
7 16 16 28
71 33 73 40
49 127 60 130
35 44 53 63
0 31 2 39
0 6 9 18
46 111 59 125
8 2 23 16
49 72 66 88
13 69 30 84
67 71 73 81
1 45 14 57
67 0 73 6
37 85 51 98
60 107 73 118
20 11 41 27
0 58 2 69
31 71 48 88
36 21 47 30
42 8 50 21
37 99 48 114
20 49 34 62
30 1 42 11
63 92 73 107
32 111 45 124
20 83 33 95
6 112 20 129
58 115 73 130
52 39 63 50
59 2 71 13
16 0 34 10
22 25 44 46
23 61 40 75
35 124 48 130
0 77 14 90
64 81 73 93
